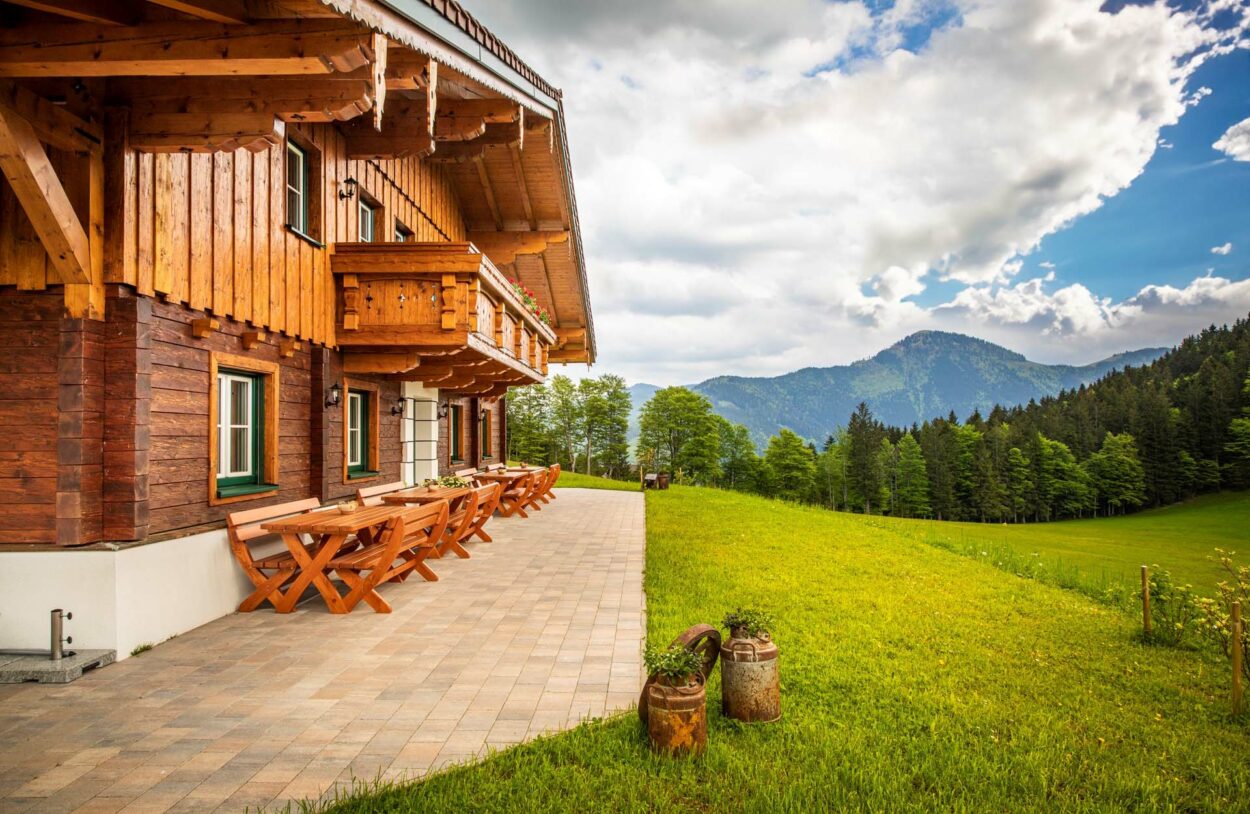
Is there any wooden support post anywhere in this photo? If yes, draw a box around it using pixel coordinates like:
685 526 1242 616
1233 601 1244 716
1141 565 1152 639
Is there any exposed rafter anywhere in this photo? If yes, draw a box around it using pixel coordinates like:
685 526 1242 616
0 81 102 154
114 76 377 124
342 351 421 375
342 98 433 160
4 0 136 26
128 112 286 153
0 101 90 285
433 97 517 142
147 0 250 24
0 20 379 77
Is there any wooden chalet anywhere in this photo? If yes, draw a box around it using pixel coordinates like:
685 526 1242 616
0 0 594 651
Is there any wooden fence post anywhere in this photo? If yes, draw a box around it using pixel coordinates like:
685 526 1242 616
1233 600 1244 716
1140 565 1152 638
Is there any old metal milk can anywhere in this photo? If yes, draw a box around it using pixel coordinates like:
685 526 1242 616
645 674 708 755
720 629 781 723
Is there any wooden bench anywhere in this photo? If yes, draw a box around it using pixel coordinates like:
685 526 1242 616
327 501 450 613
356 481 406 507
226 497 323 612
467 482 502 543
484 463 507 472
534 463 561 505
498 471 538 518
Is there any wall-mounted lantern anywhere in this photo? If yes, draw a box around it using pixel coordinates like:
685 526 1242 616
391 397 405 416
326 382 342 408
437 401 450 419
338 176 358 201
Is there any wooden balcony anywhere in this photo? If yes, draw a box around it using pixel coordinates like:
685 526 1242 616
331 242 557 397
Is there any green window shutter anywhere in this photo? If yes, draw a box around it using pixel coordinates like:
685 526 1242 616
451 405 463 461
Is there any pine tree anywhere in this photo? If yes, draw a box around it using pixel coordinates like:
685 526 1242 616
846 402 885 513
764 429 817 502
894 432 931 518
1084 432 1147 515
1005 447 1032 523
719 418 759 491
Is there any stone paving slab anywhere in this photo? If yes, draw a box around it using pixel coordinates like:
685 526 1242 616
0 489 645 813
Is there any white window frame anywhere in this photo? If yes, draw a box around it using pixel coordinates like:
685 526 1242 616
359 197 376 242
217 372 255 479
286 142 307 234
347 391 364 468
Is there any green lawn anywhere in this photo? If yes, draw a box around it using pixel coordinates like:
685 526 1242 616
892 492 1250 596
552 470 641 491
320 485 1250 813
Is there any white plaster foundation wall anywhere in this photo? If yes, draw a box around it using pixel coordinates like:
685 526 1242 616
0 528 282 660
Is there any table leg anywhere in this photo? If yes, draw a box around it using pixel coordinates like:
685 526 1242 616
276 532 350 614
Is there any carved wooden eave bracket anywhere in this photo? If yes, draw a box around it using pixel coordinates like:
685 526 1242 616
467 230 569 266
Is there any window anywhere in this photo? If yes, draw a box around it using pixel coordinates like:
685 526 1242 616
343 380 380 482
286 142 309 234
394 221 413 242
450 404 464 462
210 354 279 504
480 409 492 459
359 197 376 242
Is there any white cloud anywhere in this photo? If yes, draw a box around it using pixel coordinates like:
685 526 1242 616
1211 242 1233 255
1214 117 1250 161
471 0 1248 384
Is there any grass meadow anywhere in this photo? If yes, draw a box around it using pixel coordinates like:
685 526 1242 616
318 483 1250 813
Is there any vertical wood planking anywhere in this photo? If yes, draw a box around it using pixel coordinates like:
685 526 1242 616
269 142 285 331
233 152 252 324
212 153 233 314
168 154 190 304
189 154 213 311
153 155 172 296
252 151 269 327
136 152 154 296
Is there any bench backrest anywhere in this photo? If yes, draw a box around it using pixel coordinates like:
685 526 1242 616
472 482 502 522
485 463 506 472
397 500 450 555
454 466 480 479
444 488 481 542
545 464 561 491
356 481 406 507
226 497 322 567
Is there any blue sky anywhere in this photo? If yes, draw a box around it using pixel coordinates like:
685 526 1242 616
470 0 1250 383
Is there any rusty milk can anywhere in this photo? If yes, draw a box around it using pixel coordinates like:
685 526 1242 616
720 628 780 723
645 673 707 756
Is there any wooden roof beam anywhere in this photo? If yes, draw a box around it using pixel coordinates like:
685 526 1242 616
433 97 517 142
386 49 437 92
129 112 284 153
3 0 137 25
147 0 249 24
467 230 569 265
342 351 420 375
0 81 101 154
0 102 90 284
0 20 379 77
115 76 377 124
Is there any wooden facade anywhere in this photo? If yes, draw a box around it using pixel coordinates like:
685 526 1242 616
0 0 592 546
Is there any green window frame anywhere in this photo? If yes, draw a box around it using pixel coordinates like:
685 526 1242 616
347 389 374 478
286 142 309 235
450 404 463 462
216 369 268 497
480 409 492 459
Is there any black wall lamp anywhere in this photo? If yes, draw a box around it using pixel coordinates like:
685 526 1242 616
391 397 405 416
338 176 358 201
437 401 450 419
326 382 342 408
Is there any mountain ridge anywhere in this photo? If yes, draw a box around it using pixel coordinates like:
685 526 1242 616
629 331 1168 445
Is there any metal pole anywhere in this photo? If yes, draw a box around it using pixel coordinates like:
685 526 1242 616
50 609 63 662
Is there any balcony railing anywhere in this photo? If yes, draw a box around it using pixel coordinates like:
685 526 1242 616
331 242 557 395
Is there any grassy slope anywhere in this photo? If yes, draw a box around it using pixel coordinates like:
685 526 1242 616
324 485 1249 813
896 492 1250 594
552 471 641 491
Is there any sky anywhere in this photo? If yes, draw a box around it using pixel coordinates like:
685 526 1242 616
468 0 1250 386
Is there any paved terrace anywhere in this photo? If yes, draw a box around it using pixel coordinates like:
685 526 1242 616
0 489 645 813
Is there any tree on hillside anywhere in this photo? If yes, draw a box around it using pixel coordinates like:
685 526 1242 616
846 402 886 513
894 432 931 518
815 430 849 510
1005 447 1033 523
506 384 553 464
1084 432 1147 515
577 375 631 477
719 418 759 491
877 436 898 515
764 429 816 502
637 386 721 483
548 375 584 468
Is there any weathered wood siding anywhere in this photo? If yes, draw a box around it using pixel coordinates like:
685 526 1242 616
101 122 466 350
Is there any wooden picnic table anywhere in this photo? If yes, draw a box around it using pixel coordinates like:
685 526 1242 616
262 503 411 614
381 485 471 508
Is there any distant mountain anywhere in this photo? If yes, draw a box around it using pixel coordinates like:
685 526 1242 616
628 331 1167 445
